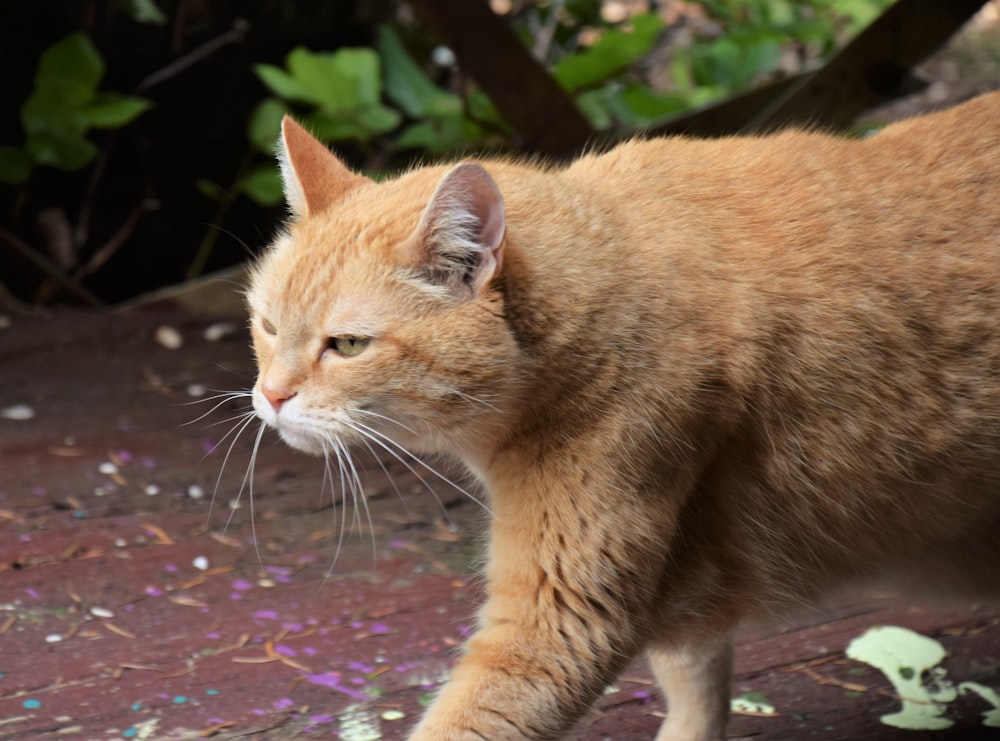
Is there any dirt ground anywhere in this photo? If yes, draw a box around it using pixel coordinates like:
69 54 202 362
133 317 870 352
1 297 998 741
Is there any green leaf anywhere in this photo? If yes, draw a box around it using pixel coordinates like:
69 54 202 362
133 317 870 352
26 131 97 171
554 13 664 92
302 112 370 143
247 98 287 153
240 165 284 206
611 84 690 126
196 178 226 201
285 47 384 113
254 63 314 103
35 32 104 103
122 0 168 25
20 90 69 135
466 90 510 132
81 92 152 128
394 116 465 153
354 104 402 134
377 25 460 119
575 88 613 131
0 146 33 184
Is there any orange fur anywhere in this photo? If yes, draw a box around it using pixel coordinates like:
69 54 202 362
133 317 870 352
248 94 1000 740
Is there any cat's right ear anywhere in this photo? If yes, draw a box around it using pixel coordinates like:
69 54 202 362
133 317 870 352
277 116 369 218
412 162 506 298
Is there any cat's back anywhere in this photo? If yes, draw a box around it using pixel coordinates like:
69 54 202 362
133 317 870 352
558 92 1000 301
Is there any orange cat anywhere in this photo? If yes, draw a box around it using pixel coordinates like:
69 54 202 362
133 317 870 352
247 92 1000 740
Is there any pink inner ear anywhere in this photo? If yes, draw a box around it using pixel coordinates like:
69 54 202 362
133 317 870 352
280 116 369 216
420 163 507 293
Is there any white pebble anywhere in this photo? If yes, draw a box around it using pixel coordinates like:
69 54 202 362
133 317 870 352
1 404 35 421
203 322 237 342
144 484 160 496
186 384 207 397
154 325 184 350
114 538 128 548
90 606 114 619
192 556 209 571
98 462 119 476
45 633 63 643
187 485 205 500
93 486 109 497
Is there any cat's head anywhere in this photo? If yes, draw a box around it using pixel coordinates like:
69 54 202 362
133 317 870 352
247 117 520 460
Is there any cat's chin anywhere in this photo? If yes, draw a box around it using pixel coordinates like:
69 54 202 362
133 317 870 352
274 426 327 456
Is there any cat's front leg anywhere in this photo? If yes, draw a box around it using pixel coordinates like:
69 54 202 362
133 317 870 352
408 513 649 740
647 635 733 741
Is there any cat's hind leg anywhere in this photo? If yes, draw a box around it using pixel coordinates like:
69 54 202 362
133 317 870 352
648 634 733 741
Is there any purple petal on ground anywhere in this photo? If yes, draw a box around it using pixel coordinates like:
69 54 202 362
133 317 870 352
253 609 279 620
231 579 253 591
273 698 294 710
275 644 297 657
370 623 390 635
303 672 370 700
348 661 376 673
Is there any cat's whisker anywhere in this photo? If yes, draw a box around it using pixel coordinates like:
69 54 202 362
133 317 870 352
339 435 378 566
353 407 417 435
196 408 256 436
317 436 347 580
444 387 502 413
223 421 264 533
348 419 494 519
329 437 353 578
356 432 413 519
179 390 253 427
206 412 260 526
242 423 268 565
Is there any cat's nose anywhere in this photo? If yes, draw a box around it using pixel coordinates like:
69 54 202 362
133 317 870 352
261 384 296 413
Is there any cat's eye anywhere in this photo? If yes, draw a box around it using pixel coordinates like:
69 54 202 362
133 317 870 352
328 336 370 358
260 317 277 336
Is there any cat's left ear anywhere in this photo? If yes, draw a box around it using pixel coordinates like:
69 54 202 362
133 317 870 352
414 162 506 296
277 116 370 218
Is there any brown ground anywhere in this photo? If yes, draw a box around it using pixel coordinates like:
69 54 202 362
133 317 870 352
1 297 998 741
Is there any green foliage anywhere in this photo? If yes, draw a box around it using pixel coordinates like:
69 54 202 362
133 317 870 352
219 2 895 205
255 46 401 143
0 32 151 184
231 28 502 206
560 0 893 132
554 13 665 92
